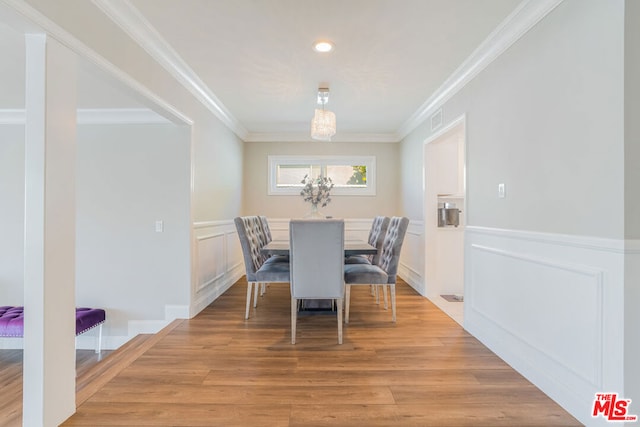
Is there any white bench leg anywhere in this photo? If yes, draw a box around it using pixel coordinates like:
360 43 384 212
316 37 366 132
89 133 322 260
96 323 103 354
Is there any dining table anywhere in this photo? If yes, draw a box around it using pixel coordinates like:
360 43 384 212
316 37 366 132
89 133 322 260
260 239 377 311
261 240 377 257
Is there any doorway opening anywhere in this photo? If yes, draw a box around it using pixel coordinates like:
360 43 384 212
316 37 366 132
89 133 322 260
423 115 465 325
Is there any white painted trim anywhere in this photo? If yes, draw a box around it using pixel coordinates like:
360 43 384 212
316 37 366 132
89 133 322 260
423 115 467 147
625 239 640 253
2 0 193 126
399 262 422 280
430 108 443 132
267 155 376 196
191 220 243 317
406 220 424 236
398 263 424 295
0 108 172 124
464 226 626 425
0 109 25 124
467 226 628 253
196 272 225 292
244 132 400 143
196 232 225 241
193 220 234 229
397 0 564 139
469 243 605 388
91 0 246 138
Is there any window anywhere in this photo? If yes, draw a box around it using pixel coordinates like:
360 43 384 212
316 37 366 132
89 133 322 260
268 155 376 196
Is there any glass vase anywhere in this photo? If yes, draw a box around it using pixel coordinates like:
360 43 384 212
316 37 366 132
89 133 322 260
304 203 325 219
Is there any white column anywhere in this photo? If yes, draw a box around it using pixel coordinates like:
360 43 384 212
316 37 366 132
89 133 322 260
23 34 77 427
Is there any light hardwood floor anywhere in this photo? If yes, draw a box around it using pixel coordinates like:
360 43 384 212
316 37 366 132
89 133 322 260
2 279 581 426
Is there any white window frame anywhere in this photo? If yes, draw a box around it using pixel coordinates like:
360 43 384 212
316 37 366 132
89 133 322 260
268 155 376 196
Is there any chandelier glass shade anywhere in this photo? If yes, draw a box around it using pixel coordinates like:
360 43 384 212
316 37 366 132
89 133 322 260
310 108 336 141
310 87 336 141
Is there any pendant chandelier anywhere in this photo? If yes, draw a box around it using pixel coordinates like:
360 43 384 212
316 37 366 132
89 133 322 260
310 88 336 141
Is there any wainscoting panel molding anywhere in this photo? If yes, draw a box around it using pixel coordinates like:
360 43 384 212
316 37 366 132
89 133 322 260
464 226 626 426
192 220 244 316
399 220 425 295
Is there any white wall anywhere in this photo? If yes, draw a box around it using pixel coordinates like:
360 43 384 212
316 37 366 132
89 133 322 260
21 0 246 221
399 1 632 425
243 141 399 219
0 125 24 305
190 108 244 222
402 0 624 239
75 123 191 344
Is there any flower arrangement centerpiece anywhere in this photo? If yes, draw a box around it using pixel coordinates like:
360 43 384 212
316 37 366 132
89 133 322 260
300 174 334 217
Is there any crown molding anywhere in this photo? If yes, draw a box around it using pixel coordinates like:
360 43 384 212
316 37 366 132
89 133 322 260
244 132 400 143
397 0 565 140
2 0 193 126
92 0 248 139
0 108 171 124
3 0 564 142
0 109 24 125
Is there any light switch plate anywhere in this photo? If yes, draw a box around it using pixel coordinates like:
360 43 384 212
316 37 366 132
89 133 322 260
498 183 506 198
155 220 164 232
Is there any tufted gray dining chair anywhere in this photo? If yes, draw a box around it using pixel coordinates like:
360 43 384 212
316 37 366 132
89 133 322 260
344 216 390 305
343 216 409 323
234 216 290 319
259 215 273 243
345 216 390 266
289 219 345 344
257 215 288 297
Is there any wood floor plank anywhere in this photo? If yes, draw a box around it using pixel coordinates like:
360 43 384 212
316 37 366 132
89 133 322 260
201 368 482 387
87 383 396 405
62 402 291 426
290 403 581 427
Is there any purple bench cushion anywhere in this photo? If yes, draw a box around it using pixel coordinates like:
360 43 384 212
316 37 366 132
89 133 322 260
75 307 106 335
0 306 106 337
0 306 25 337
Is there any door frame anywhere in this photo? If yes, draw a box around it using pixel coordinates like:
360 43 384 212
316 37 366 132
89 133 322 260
422 113 467 324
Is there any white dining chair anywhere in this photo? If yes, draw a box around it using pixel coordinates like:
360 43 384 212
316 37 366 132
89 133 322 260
289 219 345 344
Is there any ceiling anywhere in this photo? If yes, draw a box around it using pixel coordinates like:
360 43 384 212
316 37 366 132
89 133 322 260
0 0 522 140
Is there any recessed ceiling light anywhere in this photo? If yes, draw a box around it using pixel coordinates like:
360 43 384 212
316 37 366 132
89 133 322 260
313 40 334 53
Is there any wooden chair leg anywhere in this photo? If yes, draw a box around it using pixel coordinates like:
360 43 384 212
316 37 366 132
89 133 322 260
291 298 297 344
337 297 343 344
390 284 396 322
245 282 253 319
345 285 351 324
